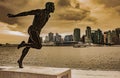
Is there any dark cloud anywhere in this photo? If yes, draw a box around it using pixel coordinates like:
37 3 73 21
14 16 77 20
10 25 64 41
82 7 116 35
57 8 97 24
0 5 18 24
84 16 97 24
0 0 28 6
75 3 80 9
0 0 29 25
56 0 97 23
57 0 71 7
58 9 90 21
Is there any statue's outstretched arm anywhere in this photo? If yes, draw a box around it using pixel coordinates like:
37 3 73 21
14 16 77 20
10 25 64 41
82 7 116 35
7 9 40 18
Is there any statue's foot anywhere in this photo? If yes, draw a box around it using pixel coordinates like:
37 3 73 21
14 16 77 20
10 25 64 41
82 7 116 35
17 60 23 68
17 41 25 49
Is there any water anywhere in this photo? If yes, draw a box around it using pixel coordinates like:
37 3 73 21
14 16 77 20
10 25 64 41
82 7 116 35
0 46 120 70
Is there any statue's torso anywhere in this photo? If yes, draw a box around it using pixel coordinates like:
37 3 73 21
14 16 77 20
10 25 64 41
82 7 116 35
32 10 50 31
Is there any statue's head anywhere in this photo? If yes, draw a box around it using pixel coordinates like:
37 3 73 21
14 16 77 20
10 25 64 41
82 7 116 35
45 2 55 13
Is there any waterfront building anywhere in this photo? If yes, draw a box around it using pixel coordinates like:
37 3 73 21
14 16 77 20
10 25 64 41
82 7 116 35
81 35 86 43
44 36 49 43
48 32 54 42
64 35 73 42
115 28 120 44
85 26 92 43
54 33 62 43
91 30 97 44
107 31 112 44
105 31 112 45
111 30 118 44
104 32 108 44
73 28 80 42
96 29 103 44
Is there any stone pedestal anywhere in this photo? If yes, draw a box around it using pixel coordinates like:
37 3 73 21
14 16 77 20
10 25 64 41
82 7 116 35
0 66 71 78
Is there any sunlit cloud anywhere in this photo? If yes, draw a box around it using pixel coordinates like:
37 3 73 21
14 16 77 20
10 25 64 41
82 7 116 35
0 22 27 37
0 30 27 37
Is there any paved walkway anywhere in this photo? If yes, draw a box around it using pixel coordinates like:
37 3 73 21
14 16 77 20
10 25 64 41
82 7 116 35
72 69 120 78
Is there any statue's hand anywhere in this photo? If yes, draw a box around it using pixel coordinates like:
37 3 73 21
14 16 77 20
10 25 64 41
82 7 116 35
7 14 15 17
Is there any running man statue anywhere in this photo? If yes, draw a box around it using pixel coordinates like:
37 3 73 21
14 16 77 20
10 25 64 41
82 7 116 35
7 2 55 68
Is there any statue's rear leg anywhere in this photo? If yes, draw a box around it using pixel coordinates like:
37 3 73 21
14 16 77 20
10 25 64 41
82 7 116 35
17 47 30 68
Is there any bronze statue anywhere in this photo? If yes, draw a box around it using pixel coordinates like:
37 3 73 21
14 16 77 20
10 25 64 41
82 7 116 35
7 2 55 68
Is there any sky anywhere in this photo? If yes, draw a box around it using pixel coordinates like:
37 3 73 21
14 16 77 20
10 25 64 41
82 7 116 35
0 0 120 43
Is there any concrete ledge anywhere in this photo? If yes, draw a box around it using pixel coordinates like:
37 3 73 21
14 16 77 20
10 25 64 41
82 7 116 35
0 66 71 78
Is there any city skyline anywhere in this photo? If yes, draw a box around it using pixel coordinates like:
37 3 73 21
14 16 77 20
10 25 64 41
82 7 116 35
43 26 120 45
0 0 120 43
0 25 120 44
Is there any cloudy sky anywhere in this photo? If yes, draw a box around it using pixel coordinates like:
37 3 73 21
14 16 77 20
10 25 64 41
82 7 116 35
0 0 120 43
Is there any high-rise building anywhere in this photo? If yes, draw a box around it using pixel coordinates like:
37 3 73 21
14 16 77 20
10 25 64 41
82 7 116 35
96 29 103 44
48 32 54 42
115 28 120 44
81 35 86 43
73 28 80 42
91 29 103 44
85 26 92 43
111 30 118 44
107 31 112 44
104 31 112 45
115 28 120 38
91 30 97 44
44 36 49 43
104 32 108 44
64 35 73 42
54 33 62 43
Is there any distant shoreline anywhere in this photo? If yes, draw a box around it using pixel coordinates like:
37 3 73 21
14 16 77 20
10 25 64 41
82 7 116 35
0 44 120 47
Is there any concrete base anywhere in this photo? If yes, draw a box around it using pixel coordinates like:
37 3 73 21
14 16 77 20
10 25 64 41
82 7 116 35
0 66 71 78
